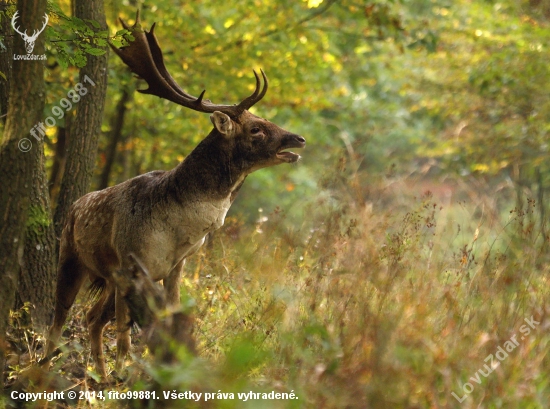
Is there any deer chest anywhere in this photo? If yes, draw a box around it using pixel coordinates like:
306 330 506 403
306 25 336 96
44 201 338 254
170 196 231 246
119 196 232 281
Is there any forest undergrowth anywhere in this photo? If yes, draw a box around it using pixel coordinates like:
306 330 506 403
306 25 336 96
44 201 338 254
3 169 550 409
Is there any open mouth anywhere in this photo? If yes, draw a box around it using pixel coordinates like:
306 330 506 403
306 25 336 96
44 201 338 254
276 150 302 162
276 136 306 163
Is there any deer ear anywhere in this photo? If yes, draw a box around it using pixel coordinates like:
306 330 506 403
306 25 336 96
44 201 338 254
210 111 234 137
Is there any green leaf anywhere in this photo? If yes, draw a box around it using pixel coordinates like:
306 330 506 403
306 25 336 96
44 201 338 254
84 47 106 56
58 56 68 70
85 18 101 29
109 38 125 48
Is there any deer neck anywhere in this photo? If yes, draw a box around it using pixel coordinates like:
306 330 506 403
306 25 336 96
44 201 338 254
168 132 247 202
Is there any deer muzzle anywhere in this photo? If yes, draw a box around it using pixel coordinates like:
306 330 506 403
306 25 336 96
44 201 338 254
276 134 306 163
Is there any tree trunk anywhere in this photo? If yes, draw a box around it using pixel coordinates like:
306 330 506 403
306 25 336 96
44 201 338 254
0 1 14 124
0 0 46 379
18 138 57 330
53 0 108 238
98 88 130 190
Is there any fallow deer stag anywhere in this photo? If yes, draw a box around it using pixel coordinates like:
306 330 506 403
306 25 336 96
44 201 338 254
44 14 305 378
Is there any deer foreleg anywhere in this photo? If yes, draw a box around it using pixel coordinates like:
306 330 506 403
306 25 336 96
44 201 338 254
164 259 185 307
114 287 132 374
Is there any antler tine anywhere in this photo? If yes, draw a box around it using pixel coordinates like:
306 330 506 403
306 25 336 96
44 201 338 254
196 89 206 104
111 13 269 118
236 69 269 112
119 9 138 30
257 69 269 103
119 17 130 30
250 71 262 102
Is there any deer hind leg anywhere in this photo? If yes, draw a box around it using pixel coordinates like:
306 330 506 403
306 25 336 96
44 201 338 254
114 286 132 373
87 285 115 379
44 254 87 364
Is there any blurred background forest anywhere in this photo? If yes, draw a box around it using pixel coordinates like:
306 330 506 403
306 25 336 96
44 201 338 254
28 0 549 224
2 0 550 407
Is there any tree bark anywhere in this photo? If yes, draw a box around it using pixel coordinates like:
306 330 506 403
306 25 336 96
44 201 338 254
48 118 69 204
0 0 46 379
0 1 14 124
18 136 57 330
53 0 108 238
98 88 130 190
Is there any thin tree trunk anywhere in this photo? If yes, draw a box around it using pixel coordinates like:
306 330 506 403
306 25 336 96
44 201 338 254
0 0 46 378
514 163 524 213
98 89 130 190
53 0 108 238
536 166 547 243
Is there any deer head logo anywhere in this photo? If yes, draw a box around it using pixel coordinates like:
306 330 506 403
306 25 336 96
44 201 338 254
11 11 48 54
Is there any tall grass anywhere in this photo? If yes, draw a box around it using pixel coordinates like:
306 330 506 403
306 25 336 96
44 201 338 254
4 167 549 409
180 167 550 408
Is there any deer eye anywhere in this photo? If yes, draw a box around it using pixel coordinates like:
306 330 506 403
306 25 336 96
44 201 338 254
250 127 261 134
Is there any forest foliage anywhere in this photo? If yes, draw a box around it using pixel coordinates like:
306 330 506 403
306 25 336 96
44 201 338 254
1 0 550 407
8 0 544 222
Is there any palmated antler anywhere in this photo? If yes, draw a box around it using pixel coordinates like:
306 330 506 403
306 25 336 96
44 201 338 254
110 11 268 118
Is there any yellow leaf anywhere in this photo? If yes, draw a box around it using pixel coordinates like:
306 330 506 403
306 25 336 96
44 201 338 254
204 24 216 35
306 0 324 8
472 163 489 172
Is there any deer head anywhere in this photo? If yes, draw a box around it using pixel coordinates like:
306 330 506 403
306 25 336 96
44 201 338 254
110 12 305 179
11 11 48 54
